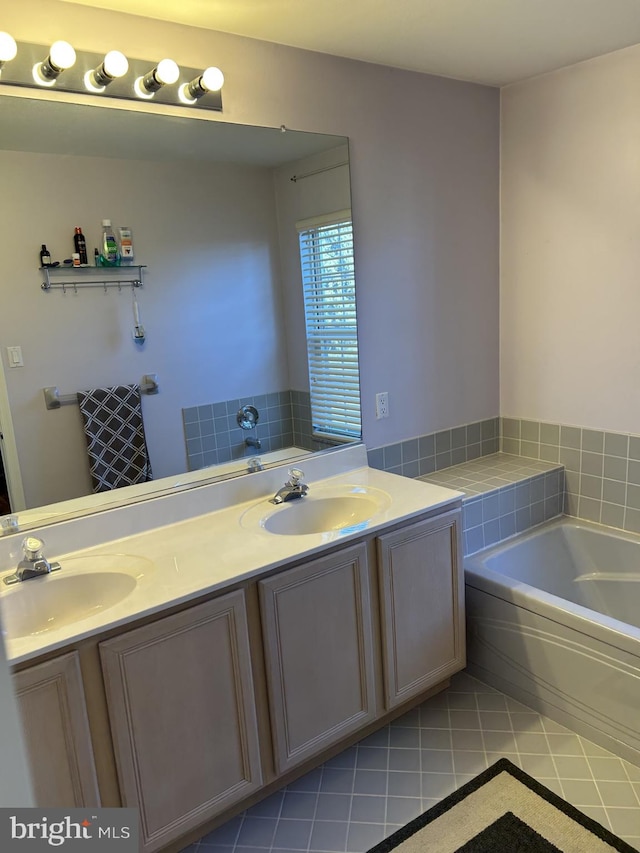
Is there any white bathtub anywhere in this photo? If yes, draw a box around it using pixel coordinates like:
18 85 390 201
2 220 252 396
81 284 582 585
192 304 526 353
464 517 640 765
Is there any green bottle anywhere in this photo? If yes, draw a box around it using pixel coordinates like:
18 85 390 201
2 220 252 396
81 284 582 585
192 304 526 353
100 219 120 266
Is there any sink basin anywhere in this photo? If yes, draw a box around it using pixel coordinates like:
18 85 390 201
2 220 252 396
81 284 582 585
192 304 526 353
263 496 381 535
0 554 153 639
242 486 392 536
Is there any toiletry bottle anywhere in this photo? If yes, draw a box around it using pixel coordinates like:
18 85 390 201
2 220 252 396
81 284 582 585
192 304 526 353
39 244 51 267
73 227 88 265
100 219 119 266
94 248 100 267
118 226 134 263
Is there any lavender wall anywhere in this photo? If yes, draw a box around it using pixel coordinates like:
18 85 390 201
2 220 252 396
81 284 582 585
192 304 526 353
501 44 640 434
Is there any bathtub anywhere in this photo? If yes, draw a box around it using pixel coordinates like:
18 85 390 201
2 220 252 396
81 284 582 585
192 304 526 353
464 517 640 765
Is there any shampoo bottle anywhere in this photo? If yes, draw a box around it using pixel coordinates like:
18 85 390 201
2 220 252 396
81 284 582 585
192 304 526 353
100 219 119 266
118 226 134 263
73 227 88 265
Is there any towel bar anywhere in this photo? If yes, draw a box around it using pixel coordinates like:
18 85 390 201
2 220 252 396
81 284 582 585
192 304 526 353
43 374 159 410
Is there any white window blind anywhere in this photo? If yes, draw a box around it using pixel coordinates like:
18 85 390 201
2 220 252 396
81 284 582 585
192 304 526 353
297 209 361 441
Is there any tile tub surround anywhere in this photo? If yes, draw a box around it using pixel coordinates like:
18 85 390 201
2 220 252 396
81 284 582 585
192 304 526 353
366 418 500 479
417 453 564 555
501 418 640 534
369 414 640 542
183 390 331 470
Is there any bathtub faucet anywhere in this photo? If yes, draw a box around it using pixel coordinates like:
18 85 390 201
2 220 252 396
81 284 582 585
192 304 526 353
245 436 261 450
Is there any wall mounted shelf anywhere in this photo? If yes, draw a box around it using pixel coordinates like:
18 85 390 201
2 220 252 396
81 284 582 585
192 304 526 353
41 265 146 293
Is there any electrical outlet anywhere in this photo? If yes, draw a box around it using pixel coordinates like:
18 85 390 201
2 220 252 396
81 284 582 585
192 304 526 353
375 391 389 419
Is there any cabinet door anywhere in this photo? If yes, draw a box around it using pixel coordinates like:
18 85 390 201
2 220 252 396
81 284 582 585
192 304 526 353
259 543 376 774
13 651 100 807
377 510 465 709
100 590 262 853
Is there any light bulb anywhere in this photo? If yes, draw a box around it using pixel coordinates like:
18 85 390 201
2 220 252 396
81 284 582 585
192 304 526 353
49 40 76 71
84 49 129 92
201 66 224 92
103 49 128 79
179 66 224 104
155 58 179 85
0 31 17 63
33 39 76 85
135 58 179 98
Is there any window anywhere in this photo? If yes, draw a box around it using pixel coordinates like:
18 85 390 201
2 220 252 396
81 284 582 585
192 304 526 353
297 209 361 441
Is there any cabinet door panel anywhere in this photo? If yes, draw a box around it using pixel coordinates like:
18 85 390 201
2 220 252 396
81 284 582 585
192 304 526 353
100 590 262 853
259 543 376 774
13 651 100 807
377 511 465 709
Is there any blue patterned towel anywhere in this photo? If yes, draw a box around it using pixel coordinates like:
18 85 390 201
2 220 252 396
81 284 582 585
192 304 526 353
77 384 153 492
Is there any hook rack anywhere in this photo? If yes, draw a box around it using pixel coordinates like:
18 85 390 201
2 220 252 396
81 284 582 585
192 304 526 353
41 264 146 292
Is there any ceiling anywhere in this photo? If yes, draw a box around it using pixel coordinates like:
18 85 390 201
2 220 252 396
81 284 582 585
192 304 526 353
60 0 640 87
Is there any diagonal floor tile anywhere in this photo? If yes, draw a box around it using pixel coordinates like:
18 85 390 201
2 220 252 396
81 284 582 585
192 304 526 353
181 674 640 853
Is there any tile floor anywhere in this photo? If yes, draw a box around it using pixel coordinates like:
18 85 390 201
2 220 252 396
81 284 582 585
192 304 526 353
181 672 640 852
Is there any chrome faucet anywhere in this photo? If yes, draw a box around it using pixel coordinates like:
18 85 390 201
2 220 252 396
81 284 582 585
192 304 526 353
270 468 309 504
3 536 61 585
245 436 262 449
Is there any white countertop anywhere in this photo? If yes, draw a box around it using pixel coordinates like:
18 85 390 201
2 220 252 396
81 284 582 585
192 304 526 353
1 456 462 666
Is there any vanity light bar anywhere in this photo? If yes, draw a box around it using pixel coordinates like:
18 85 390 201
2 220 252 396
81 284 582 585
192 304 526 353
0 37 223 111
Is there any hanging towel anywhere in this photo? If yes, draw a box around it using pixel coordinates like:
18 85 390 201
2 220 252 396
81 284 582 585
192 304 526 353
77 384 153 493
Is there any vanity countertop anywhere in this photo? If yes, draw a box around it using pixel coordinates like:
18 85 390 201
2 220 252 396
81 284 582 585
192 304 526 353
1 463 462 665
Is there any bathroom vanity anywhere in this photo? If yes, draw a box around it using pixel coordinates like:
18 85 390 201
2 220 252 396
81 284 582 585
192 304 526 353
2 447 464 853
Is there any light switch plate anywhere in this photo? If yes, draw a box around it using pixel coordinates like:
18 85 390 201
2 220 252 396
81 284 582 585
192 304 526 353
7 346 23 367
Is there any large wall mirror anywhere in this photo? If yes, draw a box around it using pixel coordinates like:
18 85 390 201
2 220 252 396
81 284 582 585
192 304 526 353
0 93 361 533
